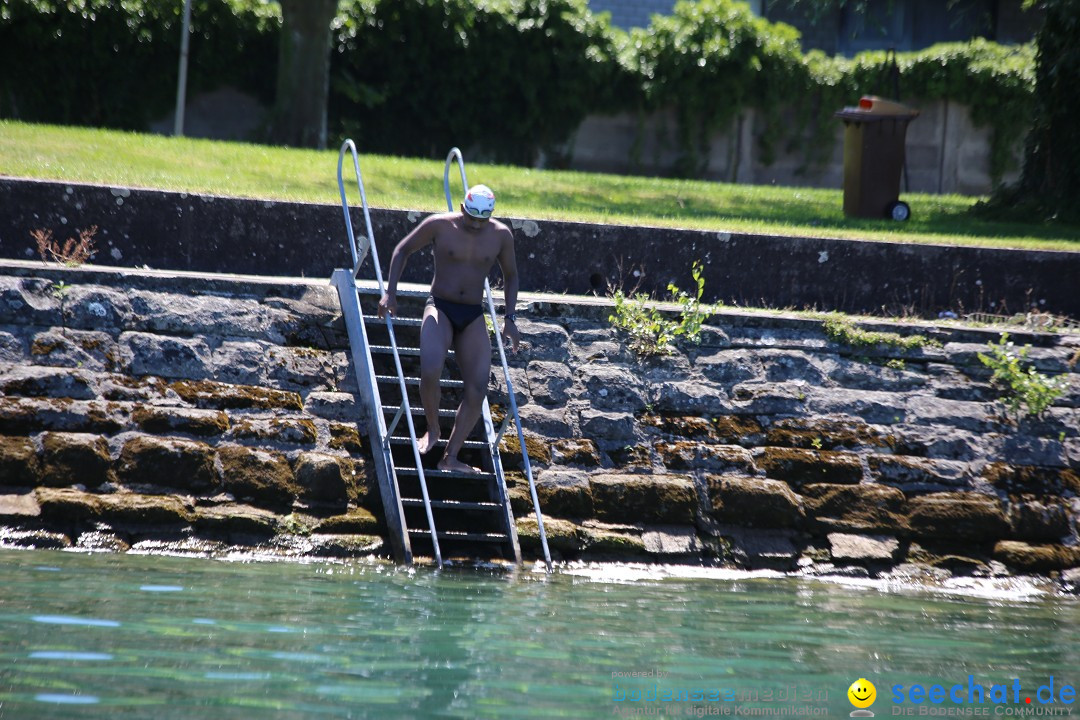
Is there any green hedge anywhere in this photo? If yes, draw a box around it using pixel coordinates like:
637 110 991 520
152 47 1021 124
0 0 279 131
0 0 1037 182
330 0 628 165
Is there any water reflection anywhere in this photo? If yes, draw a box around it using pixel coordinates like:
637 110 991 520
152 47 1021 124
0 549 1077 720
139 585 183 593
28 651 113 661
34 693 100 704
31 615 121 628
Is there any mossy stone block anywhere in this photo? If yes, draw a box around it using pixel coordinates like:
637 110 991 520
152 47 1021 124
131 406 229 437
295 452 350 503
993 540 1080 573
218 445 299 509
534 470 593 518
96 492 193 527
117 435 217 492
0 435 40 485
758 447 862 487
708 475 804 529
550 438 601 467
168 379 303 411
907 492 1008 543
41 432 113 488
194 503 280 537
589 473 697 525
315 506 382 534
516 515 581 557
35 487 102 522
801 482 909 534
501 431 552 466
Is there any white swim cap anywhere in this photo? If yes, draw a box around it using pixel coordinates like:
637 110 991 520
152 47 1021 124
462 184 495 219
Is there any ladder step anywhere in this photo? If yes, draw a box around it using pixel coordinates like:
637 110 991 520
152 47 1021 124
398 467 496 481
371 345 420 356
376 375 464 388
389 436 487 450
356 285 429 298
365 316 423 327
407 529 510 543
401 498 503 511
382 405 457 419
371 344 457 359
371 345 456 359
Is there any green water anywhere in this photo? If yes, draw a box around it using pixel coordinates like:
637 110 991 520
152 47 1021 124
0 549 1077 719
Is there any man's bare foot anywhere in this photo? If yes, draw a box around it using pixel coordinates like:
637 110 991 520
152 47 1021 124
437 456 481 474
417 429 440 455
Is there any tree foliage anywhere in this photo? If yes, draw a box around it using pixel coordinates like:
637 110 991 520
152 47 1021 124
330 0 626 165
0 0 278 131
0 0 1054 193
980 0 1080 223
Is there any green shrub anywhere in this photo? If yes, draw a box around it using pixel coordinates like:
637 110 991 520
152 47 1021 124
330 0 625 165
978 332 1068 419
609 261 711 357
0 0 1037 178
0 0 279 130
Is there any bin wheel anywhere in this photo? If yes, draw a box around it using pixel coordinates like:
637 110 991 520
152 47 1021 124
887 201 911 222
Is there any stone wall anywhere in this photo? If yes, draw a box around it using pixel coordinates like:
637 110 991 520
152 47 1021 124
2 259 1078 587
0 261 384 557
503 299 1080 584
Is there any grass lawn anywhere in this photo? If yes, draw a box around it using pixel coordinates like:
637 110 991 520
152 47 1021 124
2 120 1078 252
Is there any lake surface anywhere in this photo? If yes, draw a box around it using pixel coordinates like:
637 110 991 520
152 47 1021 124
0 548 1077 719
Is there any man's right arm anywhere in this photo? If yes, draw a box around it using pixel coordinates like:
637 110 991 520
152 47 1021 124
378 216 438 318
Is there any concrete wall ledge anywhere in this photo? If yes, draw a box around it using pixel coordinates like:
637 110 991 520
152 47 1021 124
2 177 1078 319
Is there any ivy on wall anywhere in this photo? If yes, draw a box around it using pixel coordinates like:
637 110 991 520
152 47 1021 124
0 0 1036 184
797 39 1035 183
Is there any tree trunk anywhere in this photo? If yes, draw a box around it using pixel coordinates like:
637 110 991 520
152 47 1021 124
268 0 338 148
987 0 1080 222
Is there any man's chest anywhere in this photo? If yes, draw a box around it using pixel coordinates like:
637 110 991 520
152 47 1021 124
434 234 499 266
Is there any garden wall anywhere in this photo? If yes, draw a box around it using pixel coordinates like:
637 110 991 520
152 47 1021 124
568 99 1018 195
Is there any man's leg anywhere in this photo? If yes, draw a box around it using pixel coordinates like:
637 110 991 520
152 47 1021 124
438 315 491 473
417 303 453 454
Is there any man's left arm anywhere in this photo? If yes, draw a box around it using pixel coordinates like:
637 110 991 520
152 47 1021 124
497 227 520 352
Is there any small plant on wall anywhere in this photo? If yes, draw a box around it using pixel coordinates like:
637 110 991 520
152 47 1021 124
610 260 712 357
32 226 97 267
978 333 1068 420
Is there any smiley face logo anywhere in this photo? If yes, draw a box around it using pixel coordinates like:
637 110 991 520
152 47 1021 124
848 678 876 709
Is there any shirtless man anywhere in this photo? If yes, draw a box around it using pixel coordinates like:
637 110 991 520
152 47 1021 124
377 185 520 473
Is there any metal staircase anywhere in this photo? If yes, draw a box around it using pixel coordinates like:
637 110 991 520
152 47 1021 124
330 140 551 570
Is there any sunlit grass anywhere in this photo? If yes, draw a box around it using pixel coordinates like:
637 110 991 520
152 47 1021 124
1 120 1077 252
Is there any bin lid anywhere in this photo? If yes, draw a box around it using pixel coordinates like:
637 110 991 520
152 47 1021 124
835 95 920 121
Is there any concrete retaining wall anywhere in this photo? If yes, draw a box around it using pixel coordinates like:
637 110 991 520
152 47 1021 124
3 178 1078 320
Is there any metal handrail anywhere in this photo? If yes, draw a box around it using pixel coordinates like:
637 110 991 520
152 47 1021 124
443 147 553 573
338 139 443 568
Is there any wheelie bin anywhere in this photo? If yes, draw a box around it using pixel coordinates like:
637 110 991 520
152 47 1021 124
835 96 920 221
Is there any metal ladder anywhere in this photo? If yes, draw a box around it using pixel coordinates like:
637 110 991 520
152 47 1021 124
330 140 551 571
